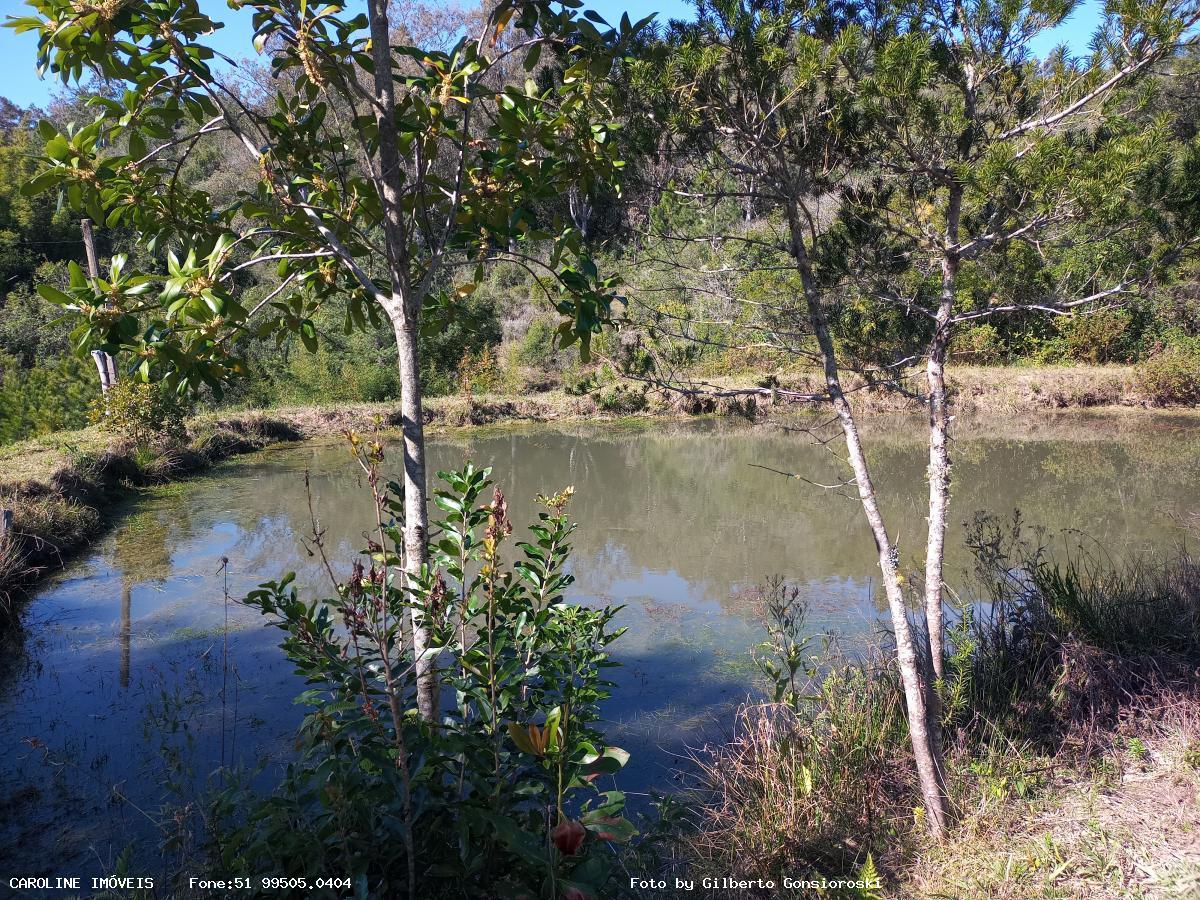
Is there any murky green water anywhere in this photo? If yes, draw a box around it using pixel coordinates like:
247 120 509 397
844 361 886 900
2 414 1197 879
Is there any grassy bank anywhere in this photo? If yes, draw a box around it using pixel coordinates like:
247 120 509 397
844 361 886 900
0 415 304 614
757 363 1179 412
664 535 1200 898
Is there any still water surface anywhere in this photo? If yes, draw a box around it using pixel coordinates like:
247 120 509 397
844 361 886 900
1 415 1197 879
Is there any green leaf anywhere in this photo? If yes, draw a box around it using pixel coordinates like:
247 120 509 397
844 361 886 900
544 705 563 753
201 291 225 315
36 284 74 306
299 319 318 352
523 42 541 71
465 810 546 869
68 261 87 288
580 813 636 843
506 722 538 756
579 746 629 779
21 170 61 196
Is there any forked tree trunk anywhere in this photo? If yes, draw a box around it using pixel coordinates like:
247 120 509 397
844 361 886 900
368 0 436 720
787 208 948 836
91 350 118 392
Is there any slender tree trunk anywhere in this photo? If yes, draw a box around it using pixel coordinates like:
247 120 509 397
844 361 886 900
82 218 118 392
924 256 956 684
923 185 962 743
368 0 436 720
568 187 592 241
787 206 948 836
393 312 436 721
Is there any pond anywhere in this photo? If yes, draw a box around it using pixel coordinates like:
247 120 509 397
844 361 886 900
2 413 1198 880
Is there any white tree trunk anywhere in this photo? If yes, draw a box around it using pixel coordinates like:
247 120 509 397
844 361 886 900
82 218 117 394
368 0 436 720
923 185 963 744
91 350 118 392
924 256 956 688
788 209 948 835
392 312 436 721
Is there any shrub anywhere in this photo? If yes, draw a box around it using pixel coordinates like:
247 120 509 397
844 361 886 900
456 346 504 395
950 323 1005 364
596 383 649 414
684 578 908 885
90 379 189 445
1029 335 1070 365
562 366 601 396
514 316 563 368
1059 310 1135 364
0 281 75 367
1137 343 1200 405
212 455 636 897
420 293 503 396
275 346 402 405
346 363 400 403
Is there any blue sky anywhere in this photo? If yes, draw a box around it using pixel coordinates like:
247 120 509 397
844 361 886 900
0 0 1102 110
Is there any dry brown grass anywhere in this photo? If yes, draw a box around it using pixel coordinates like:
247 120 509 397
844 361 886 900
900 546 1200 898
910 703 1200 899
667 548 1200 900
687 697 911 883
763 365 1154 414
675 662 1200 900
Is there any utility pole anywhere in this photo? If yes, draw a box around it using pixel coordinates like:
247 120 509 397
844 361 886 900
82 218 117 393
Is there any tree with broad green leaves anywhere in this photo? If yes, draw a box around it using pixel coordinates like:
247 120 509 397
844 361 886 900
6 0 648 718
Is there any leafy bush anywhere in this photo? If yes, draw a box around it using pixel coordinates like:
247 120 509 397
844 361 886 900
1060 310 1135 364
562 366 602 396
0 351 94 443
420 293 503 397
279 347 402 405
596 383 649 414
456 346 504 395
515 316 564 368
1137 342 1200 405
0 277 74 366
1029 335 1070 364
90 379 189 445
351 363 402 403
214 455 635 897
950 323 1005 364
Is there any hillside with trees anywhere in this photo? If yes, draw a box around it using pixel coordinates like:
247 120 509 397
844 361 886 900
1 3 1199 444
